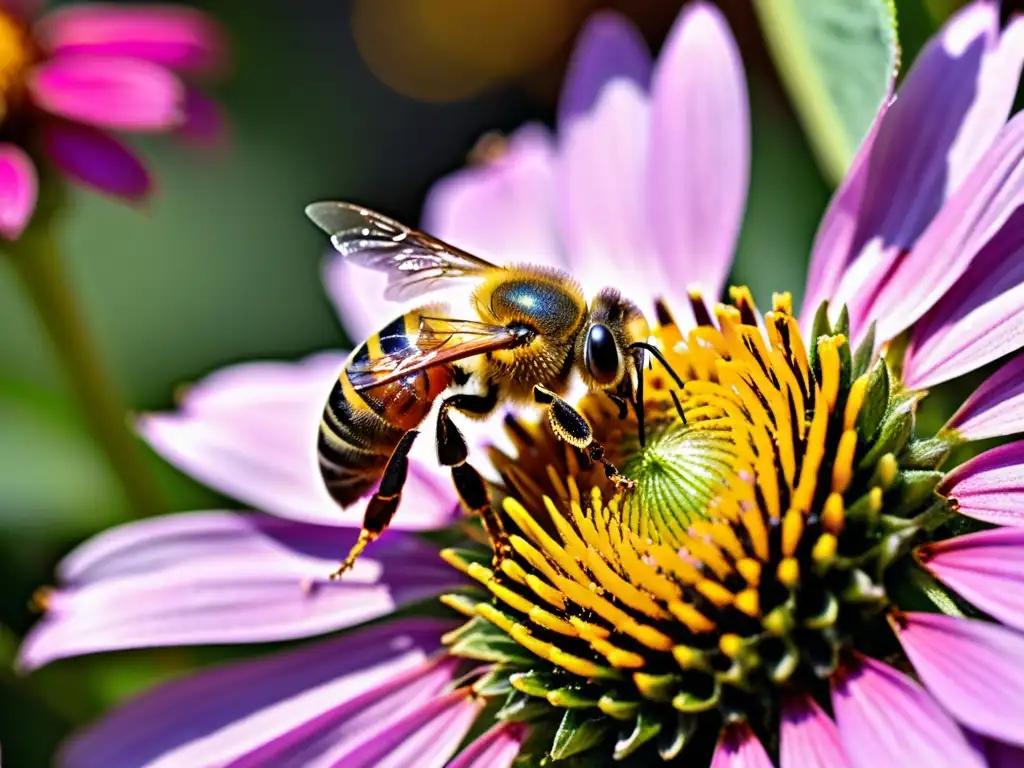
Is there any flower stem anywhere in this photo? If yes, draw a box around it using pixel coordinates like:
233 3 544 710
5 226 165 518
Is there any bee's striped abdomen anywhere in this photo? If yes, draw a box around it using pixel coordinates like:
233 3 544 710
318 310 453 507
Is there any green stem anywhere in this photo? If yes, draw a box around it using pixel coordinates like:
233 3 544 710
5 225 165 518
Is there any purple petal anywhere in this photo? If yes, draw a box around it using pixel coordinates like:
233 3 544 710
831 653 983 768
986 738 1024 768
38 4 226 76
945 354 1024 441
853 109 1024 342
178 87 226 146
710 723 773 768
780 692 851 768
59 618 457 768
18 512 463 669
42 121 150 200
903 204 1024 389
309 689 481 768
828 2 1023 333
556 78 666 312
420 124 562 268
800 98 891 328
448 722 527 768
30 54 184 131
647 1 749 302
137 353 458 530
557 11 651 126
893 612 1024 747
939 441 1024 527
919 528 1024 633
0 143 37 239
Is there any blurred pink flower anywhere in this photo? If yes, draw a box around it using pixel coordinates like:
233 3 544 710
0 0 227 239
18 1 1024 766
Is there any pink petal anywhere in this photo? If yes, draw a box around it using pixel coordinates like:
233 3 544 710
945 354 1024 441
854 110 1024 342
710 723 773 768
780 691 851 768
647 1 749 303
903 203 1024 389
39 4 226 75
556 78 666 312
178 87 226 145
17 512 463 669
42 121 150 200
939 441 1024 526
58 618 456 768
557 11 651 126
0 143 37 239
831 653 983 768
420 124 562 268
448 722 527 768
893 612 1024 747
137 353 458 531
800 97 891 328
30 54 184 131
919 527 1024 633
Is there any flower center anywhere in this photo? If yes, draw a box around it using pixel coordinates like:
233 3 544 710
441 288 952 763
0 10 36 113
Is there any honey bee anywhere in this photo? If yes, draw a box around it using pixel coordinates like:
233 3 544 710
307 202 671 578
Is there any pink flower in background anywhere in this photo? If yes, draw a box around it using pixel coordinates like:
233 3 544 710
0 0 227 239
17 1 1024 767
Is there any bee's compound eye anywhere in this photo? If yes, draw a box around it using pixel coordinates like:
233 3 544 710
585 323 621 385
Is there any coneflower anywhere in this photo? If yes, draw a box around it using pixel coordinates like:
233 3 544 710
19 2 1024 766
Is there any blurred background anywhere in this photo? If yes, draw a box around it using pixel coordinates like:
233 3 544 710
0 0 986 763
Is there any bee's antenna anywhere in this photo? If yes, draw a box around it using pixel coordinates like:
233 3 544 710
632 346 647 448
629 342 685 389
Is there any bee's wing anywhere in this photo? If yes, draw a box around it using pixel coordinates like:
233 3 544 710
347 316 523 390
306 201 499 301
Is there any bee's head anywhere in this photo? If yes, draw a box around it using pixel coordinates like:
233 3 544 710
577 289 649 391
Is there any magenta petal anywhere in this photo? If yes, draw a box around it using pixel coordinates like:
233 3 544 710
920 528 1024 633
831 654 983 768
710 723 773 768
903 203 1024 388
940 441 1024 526
18 512 463 669
946 354 1024 440
59 618 456 768
894 612 1024 747
138 353 457 530
780 692 851 768
420 124 562 269
30 54 184 131
39 4 226 75
448 722 527 768
557 11 651 126
647 1 749 302
0 143 37 239
178 87 225 145
42 121 150 200
0 0 41 20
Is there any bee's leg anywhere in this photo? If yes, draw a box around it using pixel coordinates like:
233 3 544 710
436 384 512 563
330 429 419 580
533 385 635 490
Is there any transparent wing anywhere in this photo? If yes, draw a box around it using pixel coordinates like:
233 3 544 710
305 201 498 301
348 316 525 390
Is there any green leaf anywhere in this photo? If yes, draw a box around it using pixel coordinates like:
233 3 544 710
754 0 899 183
549 709 611 761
